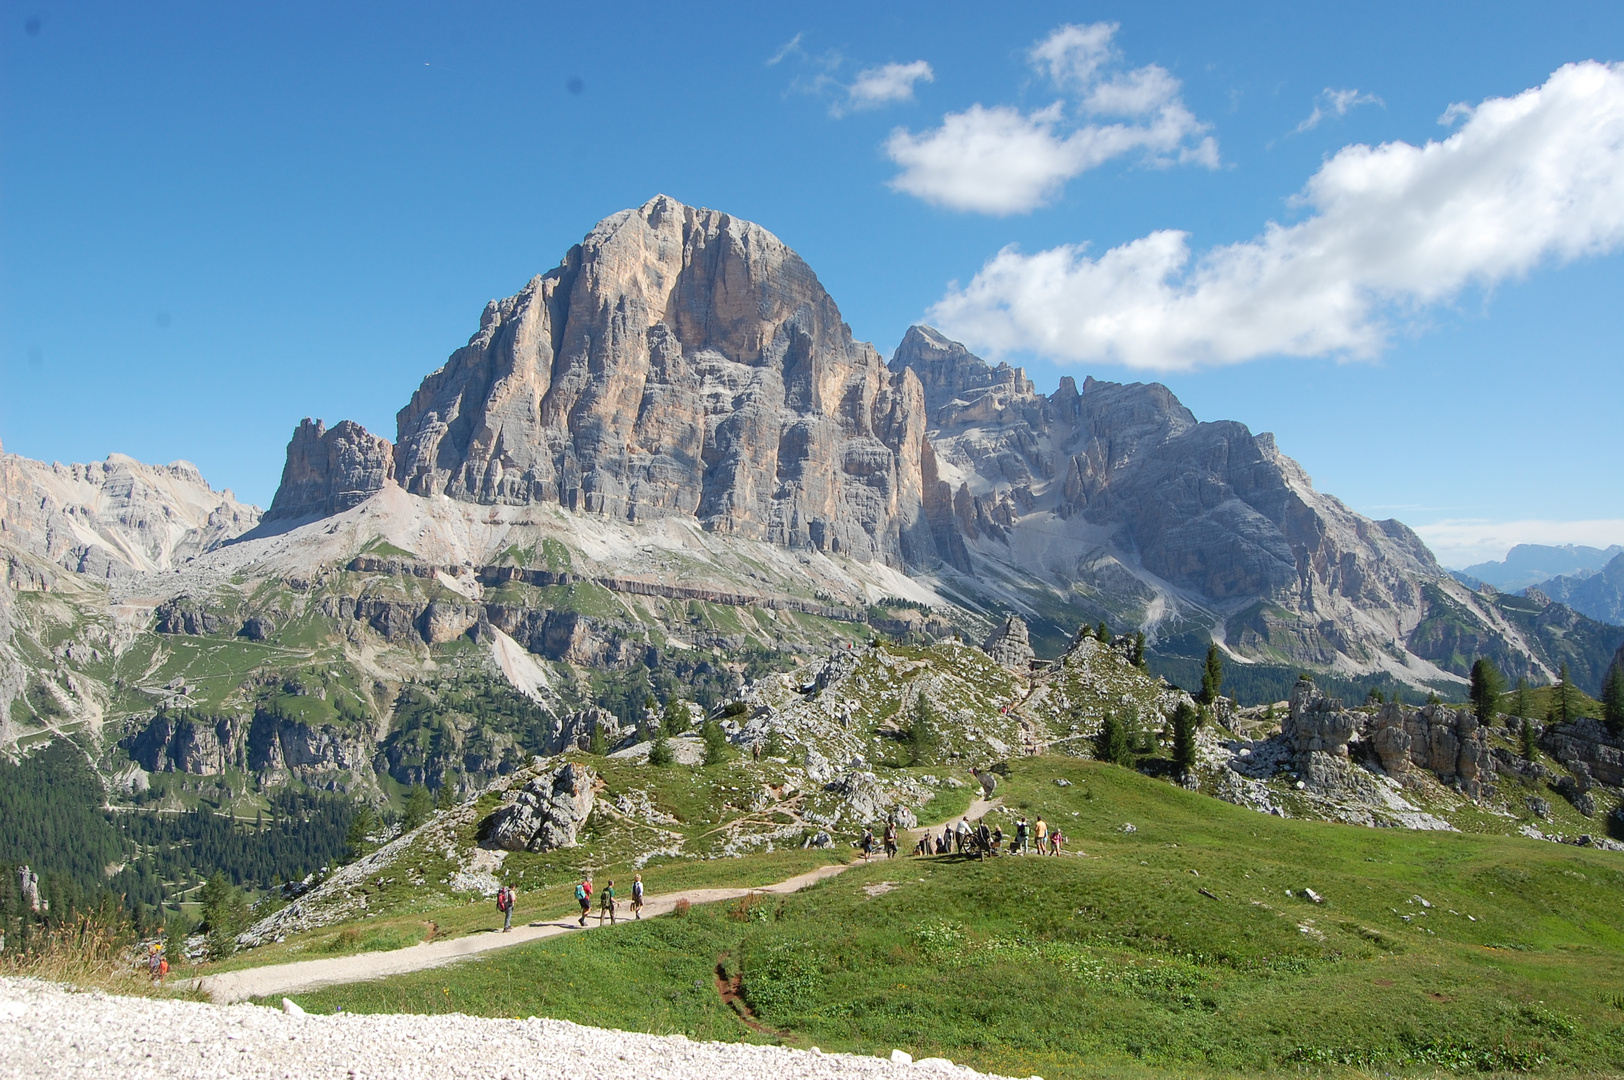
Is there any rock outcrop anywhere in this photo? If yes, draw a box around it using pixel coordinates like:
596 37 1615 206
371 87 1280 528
264 419 394 522
388 196 954 569
982 615 1035 671
478 761 596 851
1369 701 1491 798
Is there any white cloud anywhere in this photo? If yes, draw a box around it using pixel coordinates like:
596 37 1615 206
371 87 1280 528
766 33 803 67
886 23 1216 214
1295 87 1384 133
839 60 934 115
1412 518 1624 569
930 62 1624 368
1028 22 1117 90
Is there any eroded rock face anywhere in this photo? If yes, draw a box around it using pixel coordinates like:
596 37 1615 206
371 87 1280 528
479 761 596 851
389 195 954 569
1541 718 1624 788
154 597 224 636
0 447 259 577
1282 678 1357 759
982 615 1035 671
123 714 242 775
264 418 394 522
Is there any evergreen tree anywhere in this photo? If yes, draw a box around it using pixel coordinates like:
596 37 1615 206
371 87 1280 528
1365 687 1386 706
1513 676 1531 720
701 721 730 766
587 716 607 756
345 804 379 860
905 697 941 766
198 872 248 959
435 784 458 811
1097 621 1112 645
1171 701 1199 779
1200 642 1224 705
1556 662 1576 724
663 697 692 736
401 785 433 832
1468 658 1504 724
1603 661 1624 737
762 725 785 758
1094 710 1132 766
1520 717 1540 761
648 735 675 766
1132 631 1147 668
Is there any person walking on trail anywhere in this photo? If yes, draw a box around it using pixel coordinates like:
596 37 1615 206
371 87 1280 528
955 818 971 854
598 879 617 925
575 876 593 926
883 821 898 859
631 873 645 919
496 884 514 932
860 827 876 863
940 825 953 854
1034 816 1048 856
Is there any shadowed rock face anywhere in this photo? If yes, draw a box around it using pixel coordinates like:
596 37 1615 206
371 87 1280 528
388 195 947 568
265 418 395 522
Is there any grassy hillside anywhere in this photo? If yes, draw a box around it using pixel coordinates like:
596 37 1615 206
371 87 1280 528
286 755 1624 1079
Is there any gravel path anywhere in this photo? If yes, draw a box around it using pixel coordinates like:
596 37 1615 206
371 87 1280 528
198 798 1003 1006
0 977 1013 1080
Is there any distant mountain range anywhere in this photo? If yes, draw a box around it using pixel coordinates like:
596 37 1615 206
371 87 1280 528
1457 543 1624 592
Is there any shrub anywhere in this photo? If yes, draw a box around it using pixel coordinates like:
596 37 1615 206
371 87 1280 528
648 736 675 767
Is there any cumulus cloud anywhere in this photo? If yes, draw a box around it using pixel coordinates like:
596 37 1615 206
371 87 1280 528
886 22 1217 214
1295 87 1384 133
1412 518 1624 569
843 60 934 112
929 62 1624 369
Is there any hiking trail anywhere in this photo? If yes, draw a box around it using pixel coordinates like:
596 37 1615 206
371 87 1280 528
196 796 1001 1004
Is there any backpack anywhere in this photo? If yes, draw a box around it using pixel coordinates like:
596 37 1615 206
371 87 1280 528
632 880 643 901
496 888 510 912
575 883 587 902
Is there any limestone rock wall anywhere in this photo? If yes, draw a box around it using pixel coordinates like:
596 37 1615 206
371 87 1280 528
264 419 394 522
478 761 596 852
389 196 953 569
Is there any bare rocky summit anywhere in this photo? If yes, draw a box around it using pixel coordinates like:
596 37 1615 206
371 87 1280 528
263 418 394 522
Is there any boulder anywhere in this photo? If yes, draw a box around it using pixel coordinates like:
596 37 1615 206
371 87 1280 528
478 762 596 852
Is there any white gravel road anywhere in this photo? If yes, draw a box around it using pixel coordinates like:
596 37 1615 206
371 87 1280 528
0 978 1014 1080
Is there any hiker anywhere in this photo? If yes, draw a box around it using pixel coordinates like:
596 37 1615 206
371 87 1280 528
1014 816 1029 854
576 875 592 926
976 820 993 860
913 833 931 856
496 884 515 932
883 821 898 859
991 823 1004 854
940 826 952 854
147 943 164 983
1048 827 1063 856
1033 815 1048 856
860 827 876 862
631 873 645 919
599 879 617 925
955 818 971 853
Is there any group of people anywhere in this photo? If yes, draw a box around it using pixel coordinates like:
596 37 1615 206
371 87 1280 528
571 873 645 926
874 813 1068 860
912 814 1066 859
490 872 647 933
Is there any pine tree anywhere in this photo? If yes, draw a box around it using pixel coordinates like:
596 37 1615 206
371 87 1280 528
1556 662 1575 724
648 736 675 766
906 697 940 766
1468 658 1504 724
1132 631 1147 668
1094 710 1132 766
587 716 607 756
1171 701 1199 779
1513 676 1531 720
1520 717 1540 761
663 697 692 736
1097 621 1112 645
401 785 433 832
1603 661 1624 737
1200 642 1224 706
762 725 785 758
701 721 730 766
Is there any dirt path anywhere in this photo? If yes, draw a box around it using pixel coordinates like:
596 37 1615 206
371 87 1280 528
197 795 1004 1005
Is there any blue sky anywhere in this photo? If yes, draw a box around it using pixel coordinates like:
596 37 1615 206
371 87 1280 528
2 1 1621 566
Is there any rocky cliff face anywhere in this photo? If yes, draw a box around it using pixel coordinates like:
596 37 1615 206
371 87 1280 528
380 195 950 568
264 419 394 522
891 326 1454 673
0 443 260 577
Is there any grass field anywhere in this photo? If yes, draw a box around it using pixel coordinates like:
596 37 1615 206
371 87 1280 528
285 755 1624 1079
